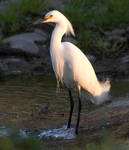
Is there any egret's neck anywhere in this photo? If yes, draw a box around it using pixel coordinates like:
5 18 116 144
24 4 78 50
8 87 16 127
50 23 66 51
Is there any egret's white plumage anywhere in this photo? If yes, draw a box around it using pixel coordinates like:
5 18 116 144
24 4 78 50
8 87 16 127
34 10 111 134
42 10 110 103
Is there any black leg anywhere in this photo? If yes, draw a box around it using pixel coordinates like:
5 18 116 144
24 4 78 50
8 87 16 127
67 89 74 128
75 91 81 135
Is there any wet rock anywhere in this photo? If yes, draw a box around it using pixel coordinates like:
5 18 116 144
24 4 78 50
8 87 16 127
81 98 129 130
39 104 49 115
3 32 48 55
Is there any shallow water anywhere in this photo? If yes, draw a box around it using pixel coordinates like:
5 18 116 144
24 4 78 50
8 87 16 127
0 75 129 149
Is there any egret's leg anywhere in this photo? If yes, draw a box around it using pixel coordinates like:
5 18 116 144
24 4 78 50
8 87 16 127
75 90 81 134
67 89 74 128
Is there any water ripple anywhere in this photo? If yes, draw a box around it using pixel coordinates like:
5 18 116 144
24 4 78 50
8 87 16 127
38 125 75 140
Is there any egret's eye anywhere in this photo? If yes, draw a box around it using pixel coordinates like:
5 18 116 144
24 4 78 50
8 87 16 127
44 14 53 20
41 14 46 19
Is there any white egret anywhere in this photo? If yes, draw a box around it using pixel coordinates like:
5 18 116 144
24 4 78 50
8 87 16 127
34 10 111 134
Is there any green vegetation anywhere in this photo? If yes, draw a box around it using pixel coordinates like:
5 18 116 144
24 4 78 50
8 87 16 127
64 0 129 56
0 128 44 150
0 0 50 35
0 0 129 56
0 136 43 150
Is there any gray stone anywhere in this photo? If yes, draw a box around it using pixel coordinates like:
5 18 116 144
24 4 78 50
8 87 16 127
3 32 48 55
108 35 127 43
4 58 30 68
87 55 96 64
1 57 32 75
126 26 129 32
44 0 65 10
0 28 3 40
63 37 77 45
111 29 126 35
0 0 20 15
0 62 8 72
34 28 48 38
0 1 9 15
118 55 129 64
104 31 112 36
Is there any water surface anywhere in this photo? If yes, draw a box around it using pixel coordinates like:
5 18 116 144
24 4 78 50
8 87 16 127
0 75 129 149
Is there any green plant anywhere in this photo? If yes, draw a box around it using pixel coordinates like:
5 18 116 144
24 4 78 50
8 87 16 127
0 0 50 35
0 128 44 150
64 0 129 56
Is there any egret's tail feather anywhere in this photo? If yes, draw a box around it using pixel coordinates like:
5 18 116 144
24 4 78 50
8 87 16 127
90 79 111 105
100 78 111 93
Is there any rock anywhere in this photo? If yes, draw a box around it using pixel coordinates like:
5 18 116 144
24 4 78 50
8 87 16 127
44 0 65 11
119 55 129 64
3 32 48 55
126 26 129 32
104 31 112 36
0 28 3 40
108 35 127 43
63 36 77 45
34 28 48 38
0 0 20 15
87 55 96 64
112 29 126 35
0 62 8 72
0 57 31 75
0 1 9 15
81 98 129 131
114 55 129 74
39 104 49 115
4 58 30 69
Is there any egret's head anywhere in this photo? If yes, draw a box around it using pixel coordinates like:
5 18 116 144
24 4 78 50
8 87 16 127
34 10 75 36
34 10 63 24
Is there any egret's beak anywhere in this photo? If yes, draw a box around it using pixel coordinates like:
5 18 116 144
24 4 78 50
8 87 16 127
33 18 45 25
33 15 53 25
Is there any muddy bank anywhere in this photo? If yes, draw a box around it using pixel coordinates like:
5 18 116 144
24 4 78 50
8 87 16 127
0 75 128 144
1 95 129 138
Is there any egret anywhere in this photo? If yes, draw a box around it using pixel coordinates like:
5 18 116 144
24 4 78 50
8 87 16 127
34 10 111 134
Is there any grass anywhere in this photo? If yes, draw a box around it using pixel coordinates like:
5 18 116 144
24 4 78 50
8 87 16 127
64 0 129 56
0 0 50 35
0 0 129 56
